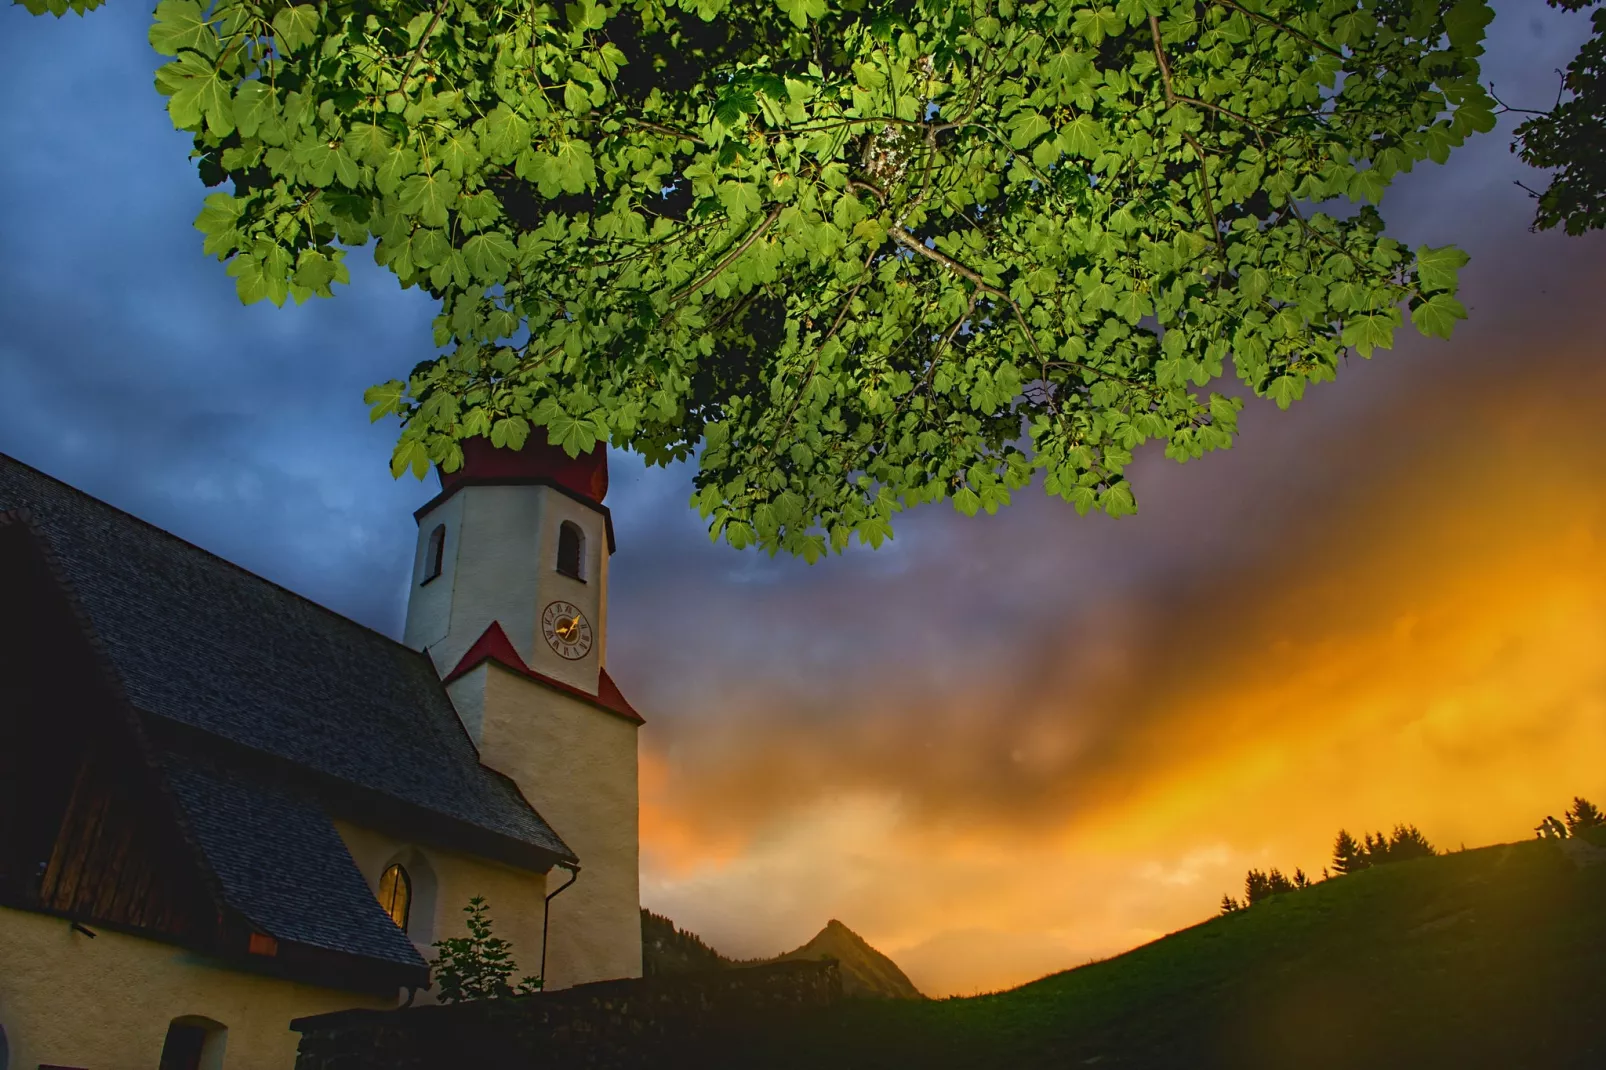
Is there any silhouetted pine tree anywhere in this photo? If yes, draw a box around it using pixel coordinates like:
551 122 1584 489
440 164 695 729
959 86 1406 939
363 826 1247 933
1293 868 1312 889
1220 894 1243 914
1386 824 1436 861
1363 831 1392 865
1332 829 1369 874
1565 797 1604 836
1244 868 1298 905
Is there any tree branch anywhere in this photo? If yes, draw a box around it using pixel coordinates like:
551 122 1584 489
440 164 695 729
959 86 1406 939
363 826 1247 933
397 0 451 96
1206 0 1345 60
670 205 785 305
1182 131 1228 264
1149 16 1283 137
889 227 1140 391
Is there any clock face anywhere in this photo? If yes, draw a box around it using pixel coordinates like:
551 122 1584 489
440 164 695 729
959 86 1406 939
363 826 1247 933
541 600 594 661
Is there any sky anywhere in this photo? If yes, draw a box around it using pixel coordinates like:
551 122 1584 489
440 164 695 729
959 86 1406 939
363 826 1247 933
3 1 1604 999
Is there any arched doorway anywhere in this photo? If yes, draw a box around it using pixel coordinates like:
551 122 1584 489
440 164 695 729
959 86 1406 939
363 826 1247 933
158 1015 226 1070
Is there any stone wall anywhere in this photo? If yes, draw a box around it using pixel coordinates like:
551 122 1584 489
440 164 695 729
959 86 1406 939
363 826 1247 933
291 958 842 1070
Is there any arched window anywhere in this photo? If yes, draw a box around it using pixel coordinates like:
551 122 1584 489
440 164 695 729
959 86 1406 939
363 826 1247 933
378 848 437 946
557 521 584 580
422 525 446 583
159 1016 227 1070
379 862 412 931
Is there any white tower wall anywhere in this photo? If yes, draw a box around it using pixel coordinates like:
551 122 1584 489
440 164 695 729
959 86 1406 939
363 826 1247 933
401 470 640 988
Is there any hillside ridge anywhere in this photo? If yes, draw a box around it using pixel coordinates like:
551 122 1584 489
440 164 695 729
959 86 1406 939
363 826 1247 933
641 910 924 999
704 837 1606 1068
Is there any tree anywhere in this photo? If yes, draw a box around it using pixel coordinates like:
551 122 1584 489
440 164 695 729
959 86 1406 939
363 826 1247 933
22 0 1495 557
1219 893 1243 915
1384 823 1436 862
1243 866 1298 906
1564 796 1603 836
1507 1 1605 234
1332 829 1368 875
430 896 542 1003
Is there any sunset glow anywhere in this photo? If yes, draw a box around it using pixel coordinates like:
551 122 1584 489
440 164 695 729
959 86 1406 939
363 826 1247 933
635 307 1606 997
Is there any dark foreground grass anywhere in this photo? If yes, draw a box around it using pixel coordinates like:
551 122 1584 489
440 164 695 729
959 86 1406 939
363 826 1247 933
712 839 1606 1069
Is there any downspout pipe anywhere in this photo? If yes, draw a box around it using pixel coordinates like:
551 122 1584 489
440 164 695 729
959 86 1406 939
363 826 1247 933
539 862 580 987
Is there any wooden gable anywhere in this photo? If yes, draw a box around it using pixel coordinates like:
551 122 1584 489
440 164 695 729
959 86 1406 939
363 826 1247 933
0 510 223 944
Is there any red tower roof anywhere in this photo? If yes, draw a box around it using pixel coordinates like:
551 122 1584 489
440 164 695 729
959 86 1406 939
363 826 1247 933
443 621 644 725
439 435 608 505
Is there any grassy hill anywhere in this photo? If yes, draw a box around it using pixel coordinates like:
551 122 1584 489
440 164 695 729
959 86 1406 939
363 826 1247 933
711 837 1606 1069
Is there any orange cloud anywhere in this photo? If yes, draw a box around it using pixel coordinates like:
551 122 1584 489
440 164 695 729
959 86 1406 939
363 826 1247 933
633 237 1606 996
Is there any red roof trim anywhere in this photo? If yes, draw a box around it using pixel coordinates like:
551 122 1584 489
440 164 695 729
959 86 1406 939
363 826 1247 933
443 622 644 725
442 620 529 685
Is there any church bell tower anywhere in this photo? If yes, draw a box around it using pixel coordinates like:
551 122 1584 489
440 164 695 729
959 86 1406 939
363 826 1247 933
402 435 642 988
403 435 613 692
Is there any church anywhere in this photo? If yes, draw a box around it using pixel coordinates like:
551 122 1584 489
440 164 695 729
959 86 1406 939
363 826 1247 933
0 437 643 1069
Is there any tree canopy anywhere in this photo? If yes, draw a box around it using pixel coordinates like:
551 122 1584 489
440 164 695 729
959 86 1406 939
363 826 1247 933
23 0 1498 557
1508 0 1604 235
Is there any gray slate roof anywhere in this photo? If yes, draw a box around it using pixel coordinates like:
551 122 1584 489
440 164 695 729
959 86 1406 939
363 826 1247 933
162 752 429 970
0 451 574 867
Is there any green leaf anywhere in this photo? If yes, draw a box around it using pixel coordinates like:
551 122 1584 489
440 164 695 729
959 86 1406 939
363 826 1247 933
1414 245 1469 293
1009 111 1053 150
232 80 275 139
399 170 456 227
1098 482 1137 518
1348 168 1386 205
376 143 420 196
165 60 235 136
490 416 531 450
148 0 213 57
272 4 320 54
1410 293 1467 339
1267 375 1304 410
1341 308 1400 357
346 123 394 166
1058 114 1104 158
462 232 516 283
1444 0 1494 50
775 0 825 29
547 411 601 456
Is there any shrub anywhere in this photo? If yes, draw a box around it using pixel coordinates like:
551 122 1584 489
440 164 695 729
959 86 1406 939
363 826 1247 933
430 897 542 1004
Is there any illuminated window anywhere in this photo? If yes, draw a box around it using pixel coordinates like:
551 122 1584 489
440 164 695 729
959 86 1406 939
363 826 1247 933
379 863 412 931
557 521 584 580
422 525 446 583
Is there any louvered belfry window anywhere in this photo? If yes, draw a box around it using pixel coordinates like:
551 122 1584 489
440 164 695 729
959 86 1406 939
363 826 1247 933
557 521 584 579
422 525 446 583
379 863 412 932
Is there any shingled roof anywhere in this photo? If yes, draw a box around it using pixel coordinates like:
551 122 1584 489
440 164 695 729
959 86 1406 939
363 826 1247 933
0 452 577 873
161 752 429 971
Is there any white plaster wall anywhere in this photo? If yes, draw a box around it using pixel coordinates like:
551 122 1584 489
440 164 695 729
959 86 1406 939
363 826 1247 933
478 666 641 988
444 663 490 746
520 486 608 693
0 906 391 1070
332 819 548 999
402 490 466 657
